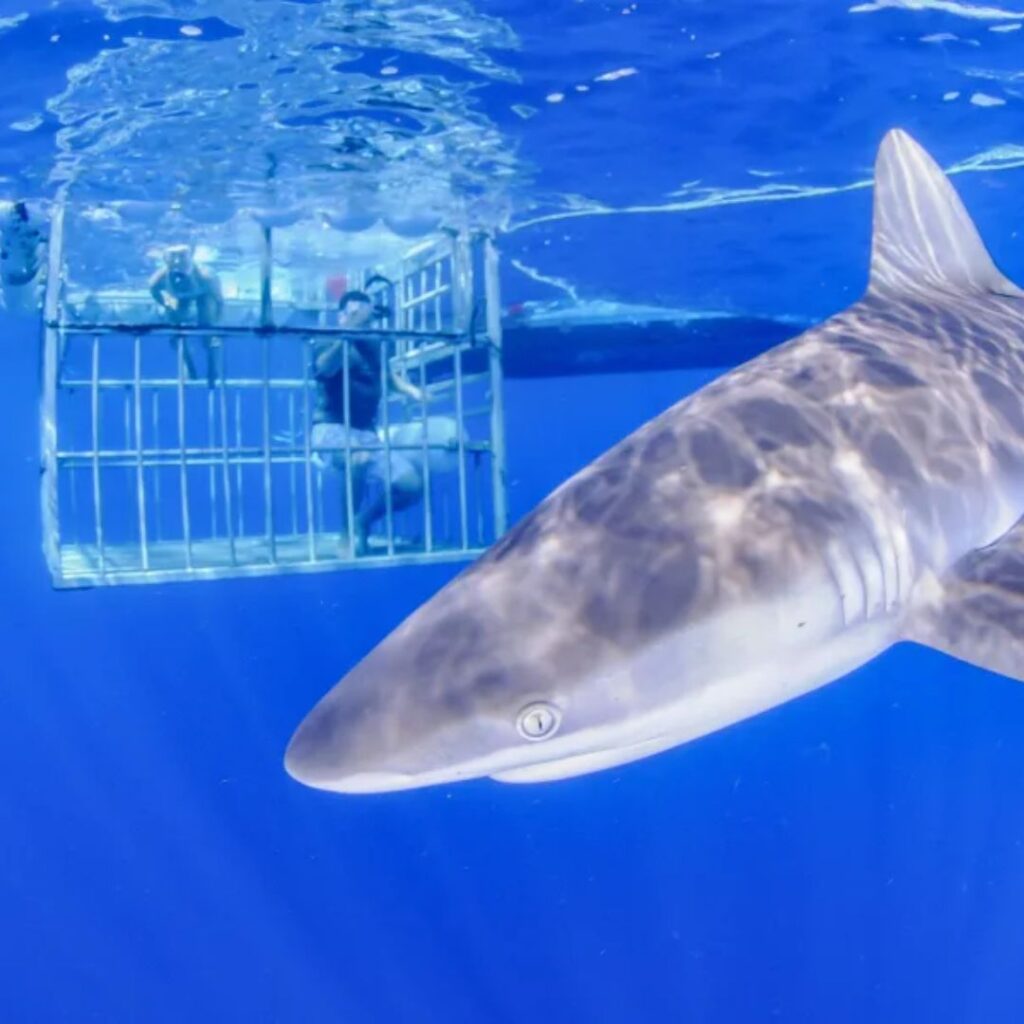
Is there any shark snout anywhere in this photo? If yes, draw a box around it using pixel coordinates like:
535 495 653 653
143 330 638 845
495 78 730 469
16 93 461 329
284 647 481 793
284 712 418 793
284 745 418 793
283 701 347 788
284 702 483 794
284 596 601 794
284 686 401 792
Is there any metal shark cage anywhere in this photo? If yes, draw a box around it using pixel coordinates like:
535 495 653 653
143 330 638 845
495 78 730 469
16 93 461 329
40 209 508 587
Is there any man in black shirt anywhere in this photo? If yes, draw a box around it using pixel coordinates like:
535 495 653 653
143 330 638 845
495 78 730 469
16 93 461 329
311 290 427 554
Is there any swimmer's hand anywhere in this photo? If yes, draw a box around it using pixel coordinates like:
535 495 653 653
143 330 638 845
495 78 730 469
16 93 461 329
162 293 179 312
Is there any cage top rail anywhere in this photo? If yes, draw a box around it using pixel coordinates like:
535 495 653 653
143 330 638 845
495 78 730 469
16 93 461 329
51 321 478 342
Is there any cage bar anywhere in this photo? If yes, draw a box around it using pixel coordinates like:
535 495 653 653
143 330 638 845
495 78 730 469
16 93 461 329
132 335 150 570
40 224 508 587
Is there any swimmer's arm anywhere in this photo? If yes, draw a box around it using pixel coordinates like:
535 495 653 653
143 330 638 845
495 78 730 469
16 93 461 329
149 267 171 308
198 267 224 322
313 339 373 378
313 340 344 377
197 266 222 298
390 365 428 404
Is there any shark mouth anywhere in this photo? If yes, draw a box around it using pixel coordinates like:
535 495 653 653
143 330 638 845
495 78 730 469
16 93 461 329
490 734 673 783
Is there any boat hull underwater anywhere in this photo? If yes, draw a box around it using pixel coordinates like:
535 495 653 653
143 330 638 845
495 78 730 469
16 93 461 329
286 130 1024 795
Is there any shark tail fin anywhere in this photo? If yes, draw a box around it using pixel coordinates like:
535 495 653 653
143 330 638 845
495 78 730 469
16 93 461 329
869 129 1023 298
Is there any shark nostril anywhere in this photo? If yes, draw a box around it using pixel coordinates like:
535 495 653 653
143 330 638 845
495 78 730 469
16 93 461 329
516 701 562 741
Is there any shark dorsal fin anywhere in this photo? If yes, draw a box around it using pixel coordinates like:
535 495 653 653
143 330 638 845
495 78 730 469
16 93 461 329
869 129 1021 298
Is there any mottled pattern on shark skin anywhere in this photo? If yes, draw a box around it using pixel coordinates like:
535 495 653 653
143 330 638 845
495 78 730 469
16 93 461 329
300 286 1024 777
285 129 1024 793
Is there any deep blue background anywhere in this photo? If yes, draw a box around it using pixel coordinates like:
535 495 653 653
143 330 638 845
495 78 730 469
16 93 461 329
6 317 1024 1022
5 2 1024 1022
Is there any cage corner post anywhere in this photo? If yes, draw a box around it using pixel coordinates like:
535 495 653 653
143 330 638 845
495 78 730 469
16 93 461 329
260 224 274 328
260 223 277 563
39 199 66 586
483 233 508 539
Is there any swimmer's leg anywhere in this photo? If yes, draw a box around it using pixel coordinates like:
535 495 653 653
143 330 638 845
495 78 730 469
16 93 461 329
354 450 424 555
204 336 221 388
167 335 199 380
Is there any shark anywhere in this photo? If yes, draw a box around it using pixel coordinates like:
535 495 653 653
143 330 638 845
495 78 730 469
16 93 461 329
285 129 1024 794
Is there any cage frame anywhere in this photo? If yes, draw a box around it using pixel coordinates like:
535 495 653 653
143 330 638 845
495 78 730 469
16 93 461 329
39 205 508 588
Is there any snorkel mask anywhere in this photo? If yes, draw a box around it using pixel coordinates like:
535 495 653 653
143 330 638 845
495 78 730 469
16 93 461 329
164 244 193 282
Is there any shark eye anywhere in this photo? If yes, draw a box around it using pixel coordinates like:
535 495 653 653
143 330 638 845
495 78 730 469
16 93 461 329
516 701 561 741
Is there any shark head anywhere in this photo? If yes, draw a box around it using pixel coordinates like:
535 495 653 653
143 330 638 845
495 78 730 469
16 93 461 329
286 127 1024 794
285 456 859 794
284 549 701 793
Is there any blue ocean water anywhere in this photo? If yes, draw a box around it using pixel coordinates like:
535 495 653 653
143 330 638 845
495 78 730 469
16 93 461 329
4 2 1024 1022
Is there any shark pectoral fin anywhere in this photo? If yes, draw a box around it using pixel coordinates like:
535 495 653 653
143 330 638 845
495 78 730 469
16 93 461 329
904 522 1024 683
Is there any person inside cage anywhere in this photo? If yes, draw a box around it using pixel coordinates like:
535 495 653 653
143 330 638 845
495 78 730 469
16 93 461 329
311 288 430 555
149 244 223 383
0 199 46 314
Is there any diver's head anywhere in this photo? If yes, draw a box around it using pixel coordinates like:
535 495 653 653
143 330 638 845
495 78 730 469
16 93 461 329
364 273 394 323
337 289 375 329
164 244 193 276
